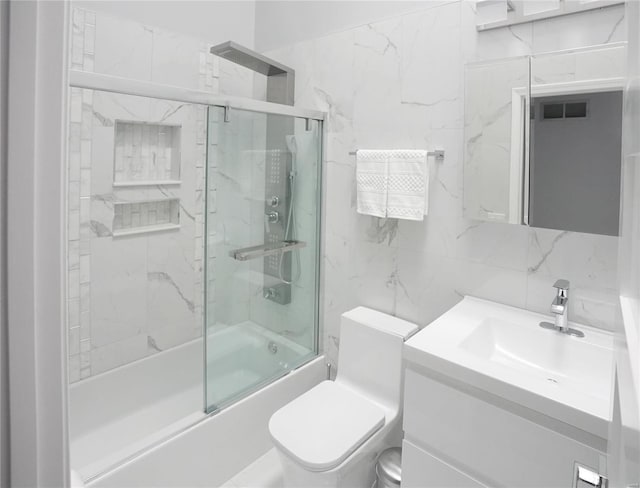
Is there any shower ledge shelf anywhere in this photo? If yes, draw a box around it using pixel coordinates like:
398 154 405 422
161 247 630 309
112 223 181 238
113 180 182 188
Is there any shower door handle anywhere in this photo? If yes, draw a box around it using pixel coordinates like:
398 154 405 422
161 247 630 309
229 240 306 261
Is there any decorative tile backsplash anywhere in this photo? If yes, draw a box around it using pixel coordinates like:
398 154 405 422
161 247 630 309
113 199 180 235
113 121 181 184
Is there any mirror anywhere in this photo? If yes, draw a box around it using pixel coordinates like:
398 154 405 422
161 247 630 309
464 56 529 224
463 43 626 236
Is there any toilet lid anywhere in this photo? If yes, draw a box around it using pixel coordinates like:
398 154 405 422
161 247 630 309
269 381 386 472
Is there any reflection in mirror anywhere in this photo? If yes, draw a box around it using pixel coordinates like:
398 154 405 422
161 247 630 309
463 43 626 236
528 44 625 236
529 91 622 236
463 57 529 224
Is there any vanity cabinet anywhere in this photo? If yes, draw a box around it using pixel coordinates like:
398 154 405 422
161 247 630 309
401 368 606 488
402 439 486 488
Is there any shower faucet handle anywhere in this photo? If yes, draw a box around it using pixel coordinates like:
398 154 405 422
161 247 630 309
264 287 278 300
264 211 279 233
268 196 280 207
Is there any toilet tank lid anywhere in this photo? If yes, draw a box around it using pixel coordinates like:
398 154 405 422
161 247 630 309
342 307 419 339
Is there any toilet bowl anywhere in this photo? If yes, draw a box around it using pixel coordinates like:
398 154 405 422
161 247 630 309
269 307 418 487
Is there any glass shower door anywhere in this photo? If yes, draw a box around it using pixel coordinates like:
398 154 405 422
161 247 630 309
204 106 321 412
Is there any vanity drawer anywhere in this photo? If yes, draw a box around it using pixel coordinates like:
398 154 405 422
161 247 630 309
403 368 604 488
402 439 486 488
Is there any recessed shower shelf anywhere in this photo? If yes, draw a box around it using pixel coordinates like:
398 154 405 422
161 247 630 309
112 223 181 238
113 180 182 188
112 198 181 237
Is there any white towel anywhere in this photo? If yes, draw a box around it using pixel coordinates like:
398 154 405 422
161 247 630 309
356 150 389 218
386 150 429 221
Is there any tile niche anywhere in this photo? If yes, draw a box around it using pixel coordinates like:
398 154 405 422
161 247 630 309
113 120 182 186
112 120 183 237
112 198 180 236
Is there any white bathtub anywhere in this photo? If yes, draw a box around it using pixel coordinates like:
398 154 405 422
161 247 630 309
206 321 316 408
70 323 324 486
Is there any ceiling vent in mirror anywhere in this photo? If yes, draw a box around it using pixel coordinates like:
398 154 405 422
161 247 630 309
565 101 588 118
541 101 588 120
542 103 564 119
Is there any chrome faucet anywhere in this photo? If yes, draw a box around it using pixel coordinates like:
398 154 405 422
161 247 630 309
550 279 569 331
539 279 584 337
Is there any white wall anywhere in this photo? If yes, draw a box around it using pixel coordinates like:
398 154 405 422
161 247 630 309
262 1 626 368
0 0 8 486
73 1 256 48
7 2 69 485
254 0 442 52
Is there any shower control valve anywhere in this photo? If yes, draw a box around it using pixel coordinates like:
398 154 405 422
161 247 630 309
264 211 279 233
263 287 279 300
267 196 280 207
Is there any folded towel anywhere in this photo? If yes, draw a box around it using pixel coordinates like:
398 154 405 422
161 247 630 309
356 150 389 218
386 150 428 221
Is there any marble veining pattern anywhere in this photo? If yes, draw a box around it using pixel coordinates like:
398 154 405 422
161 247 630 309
67 8 217 382
265 1 626 370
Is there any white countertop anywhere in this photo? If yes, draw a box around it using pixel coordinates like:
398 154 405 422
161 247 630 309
404 296 614 439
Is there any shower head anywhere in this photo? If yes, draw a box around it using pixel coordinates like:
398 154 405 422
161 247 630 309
210 41 293 77
210 41 295 106
286 135 297 155
286 134 315 162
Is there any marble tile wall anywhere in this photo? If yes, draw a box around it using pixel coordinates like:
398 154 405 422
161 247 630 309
68 8 97 382
263 1 626 369
67 8 221 382
210 108 257 328
620 1 640 340
463 56 529 224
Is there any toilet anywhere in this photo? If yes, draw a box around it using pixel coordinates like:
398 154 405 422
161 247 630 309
269 307 418 487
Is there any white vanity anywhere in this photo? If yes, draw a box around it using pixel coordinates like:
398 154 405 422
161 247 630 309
401 297 613 488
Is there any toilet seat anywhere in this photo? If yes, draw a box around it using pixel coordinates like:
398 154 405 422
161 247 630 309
269 380 386 472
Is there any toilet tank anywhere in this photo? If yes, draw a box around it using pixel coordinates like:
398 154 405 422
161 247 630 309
335 307 418 410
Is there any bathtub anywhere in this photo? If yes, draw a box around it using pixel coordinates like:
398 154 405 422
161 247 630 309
69 322 324 486
206 321 316 409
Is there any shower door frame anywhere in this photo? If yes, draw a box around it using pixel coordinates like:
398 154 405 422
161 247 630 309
204 105 324 413
69 70 325 122
67 67 326 414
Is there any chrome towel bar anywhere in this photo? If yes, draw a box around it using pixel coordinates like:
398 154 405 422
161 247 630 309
348 149 445 160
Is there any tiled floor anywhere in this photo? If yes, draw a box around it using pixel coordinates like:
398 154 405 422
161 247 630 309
221 448 283 488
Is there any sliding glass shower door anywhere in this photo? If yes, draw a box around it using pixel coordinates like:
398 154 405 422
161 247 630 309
204 106 322 412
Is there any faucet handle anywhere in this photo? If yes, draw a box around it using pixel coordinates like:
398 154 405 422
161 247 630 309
553 279 570 291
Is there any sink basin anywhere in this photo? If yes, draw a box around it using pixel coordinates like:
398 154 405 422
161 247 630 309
460 317 611 390
404 296 613 439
